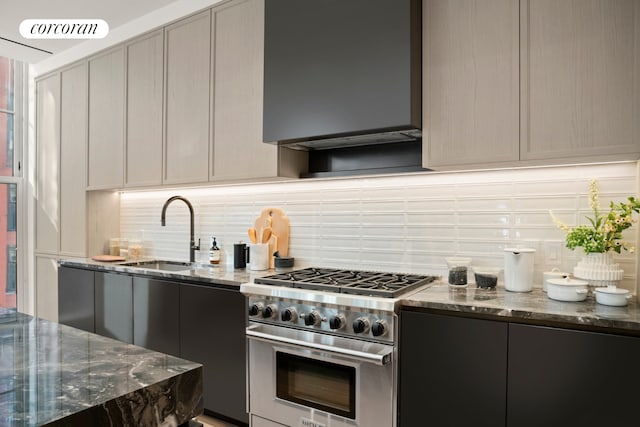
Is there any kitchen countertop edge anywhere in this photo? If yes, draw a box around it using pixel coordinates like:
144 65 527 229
58 258 280 288
401 283 640 335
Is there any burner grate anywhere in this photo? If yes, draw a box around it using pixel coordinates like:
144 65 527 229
254 267 437 298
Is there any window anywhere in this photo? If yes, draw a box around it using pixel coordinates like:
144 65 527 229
0 56 22 310
0 56 15 174
6 245 15 294
7 184 15 232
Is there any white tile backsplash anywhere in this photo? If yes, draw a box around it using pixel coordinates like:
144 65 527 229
120 161 639 293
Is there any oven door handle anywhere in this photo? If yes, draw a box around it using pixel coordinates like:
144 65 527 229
246 323 393 366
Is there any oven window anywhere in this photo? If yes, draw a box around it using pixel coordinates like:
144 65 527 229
276 352 356 419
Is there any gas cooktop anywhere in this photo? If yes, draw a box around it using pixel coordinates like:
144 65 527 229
254 267 437 298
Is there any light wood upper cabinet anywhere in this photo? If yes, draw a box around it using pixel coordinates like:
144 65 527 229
88 46 125 189
211 0 266 180
423 0 520 168
521 0 640 160
423 0 640 169
60 62 88 256
35 73 60 255
125 30 164 187
164 11 211 185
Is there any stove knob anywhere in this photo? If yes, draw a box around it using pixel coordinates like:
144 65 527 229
371 320 388 337
248 302 263 317
329 314 346 330
281 307 298 322
352 317 370 334
263 304 278 319
305 310 321 326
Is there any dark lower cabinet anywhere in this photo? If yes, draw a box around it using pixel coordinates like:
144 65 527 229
180 283 248 425
94 271 133 343
399 310 508 427
133 277 180 356
58 266 95 333
507 323 640 427
400 309 640 427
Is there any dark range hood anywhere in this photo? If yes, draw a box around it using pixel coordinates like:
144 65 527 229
263 0 422 152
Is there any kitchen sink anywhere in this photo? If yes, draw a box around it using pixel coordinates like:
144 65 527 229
121 260 201 272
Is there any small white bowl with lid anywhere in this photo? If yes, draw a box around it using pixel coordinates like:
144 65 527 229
594 285 631 307
546 277 589 302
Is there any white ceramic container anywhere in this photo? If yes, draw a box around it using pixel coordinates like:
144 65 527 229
504 248 536 292
594 286 631 307
542 268 569 292
546 277 589 302
247 243 269 271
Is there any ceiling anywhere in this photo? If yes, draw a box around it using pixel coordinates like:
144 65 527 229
0 0 182 63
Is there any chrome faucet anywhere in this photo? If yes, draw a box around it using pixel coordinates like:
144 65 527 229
161 196 200 263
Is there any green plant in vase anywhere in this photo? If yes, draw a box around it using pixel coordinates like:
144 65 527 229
551 179 640 253
550 179 640 287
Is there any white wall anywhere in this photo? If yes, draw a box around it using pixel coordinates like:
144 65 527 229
120 161 640 293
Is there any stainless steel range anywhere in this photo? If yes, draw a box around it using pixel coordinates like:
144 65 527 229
240 267 438 427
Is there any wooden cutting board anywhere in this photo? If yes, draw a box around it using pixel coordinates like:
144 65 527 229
254 207 290 261
91 255 126 262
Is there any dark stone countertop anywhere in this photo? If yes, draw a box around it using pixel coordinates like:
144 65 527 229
402 282 640 335
0 311 203 426
58 257 283 288
59 259 640 334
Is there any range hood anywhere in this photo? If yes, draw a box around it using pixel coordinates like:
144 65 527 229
263 0 422 151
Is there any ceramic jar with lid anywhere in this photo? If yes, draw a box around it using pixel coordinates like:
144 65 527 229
594 285 631 307
546 277 589 302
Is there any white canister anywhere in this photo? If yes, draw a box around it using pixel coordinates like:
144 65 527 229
248 243 269 271
542 268 569 292
504 248 536 292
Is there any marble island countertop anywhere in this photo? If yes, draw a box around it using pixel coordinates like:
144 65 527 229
403 283 640 335
0 311 203 426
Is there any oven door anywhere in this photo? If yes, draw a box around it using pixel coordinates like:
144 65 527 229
247 323 396 427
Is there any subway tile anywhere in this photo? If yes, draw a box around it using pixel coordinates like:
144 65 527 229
457 213 511 226
119 163 639 293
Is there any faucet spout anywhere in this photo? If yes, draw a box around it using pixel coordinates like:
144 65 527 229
161 196 200 263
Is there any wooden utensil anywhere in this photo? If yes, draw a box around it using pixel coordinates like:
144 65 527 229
261 227 272 244
248 228 257 244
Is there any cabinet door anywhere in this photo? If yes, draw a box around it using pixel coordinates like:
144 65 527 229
507 323 640 427
125 30 164 187
58 266 94 332
95 272 133 343
60 62 88 256
399 310 507 427
133 277 180 356
423 0 519 168
35 74 60 254
88 46 125 189
521 0 640 160
164 11 211 184
35 255 59 322
211 0 272 179
180 283 248 424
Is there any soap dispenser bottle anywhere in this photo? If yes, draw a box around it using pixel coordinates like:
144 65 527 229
209 237 220 264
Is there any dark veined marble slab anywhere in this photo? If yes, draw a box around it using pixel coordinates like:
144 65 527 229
403 283 640 334
0 311 202 426
58 257 287 288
